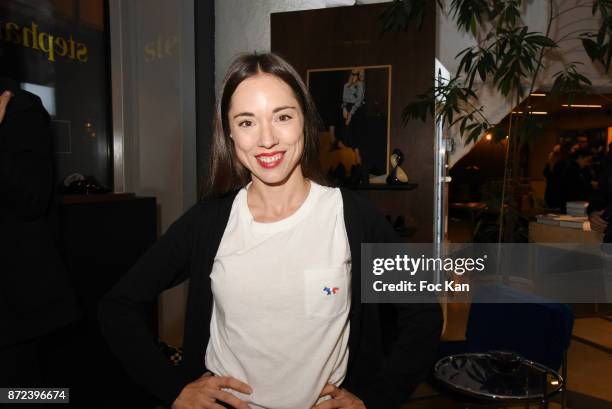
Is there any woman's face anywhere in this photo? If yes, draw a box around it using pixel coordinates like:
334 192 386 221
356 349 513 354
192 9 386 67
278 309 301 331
349 69 364 83
228 73 305 186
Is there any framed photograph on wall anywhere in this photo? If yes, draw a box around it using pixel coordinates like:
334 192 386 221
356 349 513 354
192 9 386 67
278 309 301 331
307 65 391 185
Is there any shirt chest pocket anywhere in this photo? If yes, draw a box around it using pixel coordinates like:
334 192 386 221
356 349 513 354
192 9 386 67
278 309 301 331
304 266 351 319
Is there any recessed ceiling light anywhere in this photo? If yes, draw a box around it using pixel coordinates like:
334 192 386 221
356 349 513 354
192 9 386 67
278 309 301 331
561 104 602 108
530 93 546 97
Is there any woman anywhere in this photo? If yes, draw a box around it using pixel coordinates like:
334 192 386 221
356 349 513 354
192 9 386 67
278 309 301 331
99 53 442 409
341 69 366 163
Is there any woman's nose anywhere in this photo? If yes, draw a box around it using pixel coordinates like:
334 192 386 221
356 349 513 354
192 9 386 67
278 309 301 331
258 120 278 148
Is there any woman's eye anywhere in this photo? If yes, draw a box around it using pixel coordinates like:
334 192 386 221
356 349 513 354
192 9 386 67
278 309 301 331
238 120 253 127
278 114 292 122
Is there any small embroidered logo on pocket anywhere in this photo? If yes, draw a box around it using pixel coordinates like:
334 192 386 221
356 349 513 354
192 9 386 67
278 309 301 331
323 286 340 295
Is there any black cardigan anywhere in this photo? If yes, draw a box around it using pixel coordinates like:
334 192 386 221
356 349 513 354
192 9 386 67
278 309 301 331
98 188 443 409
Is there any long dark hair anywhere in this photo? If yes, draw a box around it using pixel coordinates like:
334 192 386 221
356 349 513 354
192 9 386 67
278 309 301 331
202 52 327 199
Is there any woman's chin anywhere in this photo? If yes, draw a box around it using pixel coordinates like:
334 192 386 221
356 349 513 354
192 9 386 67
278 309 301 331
250 161 303 187
253 174 291 187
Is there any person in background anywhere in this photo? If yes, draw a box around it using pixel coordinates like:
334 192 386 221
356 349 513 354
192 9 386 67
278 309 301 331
567 136 596 189
99 53 442 409
341 69 368 184
341 69 365 151
0 78 81 391
589 142 606 184
575 135 588 151
543 144 563 209
558 148 593 209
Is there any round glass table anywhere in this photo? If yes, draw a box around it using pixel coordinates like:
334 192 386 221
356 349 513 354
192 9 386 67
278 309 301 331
434 353 564 408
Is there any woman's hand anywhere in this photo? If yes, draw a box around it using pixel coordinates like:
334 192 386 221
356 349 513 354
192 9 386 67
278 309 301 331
589 210 608 234
0 90 13 124
311 384 366 409
172 372 252 409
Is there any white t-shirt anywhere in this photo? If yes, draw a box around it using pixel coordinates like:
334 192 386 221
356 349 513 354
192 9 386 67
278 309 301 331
205 181 352 409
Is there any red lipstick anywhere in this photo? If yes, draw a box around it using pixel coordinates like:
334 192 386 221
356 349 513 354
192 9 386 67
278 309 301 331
255 151 285 169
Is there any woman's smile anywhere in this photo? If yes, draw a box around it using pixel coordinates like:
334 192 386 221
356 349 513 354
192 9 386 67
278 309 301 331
255 151 286 168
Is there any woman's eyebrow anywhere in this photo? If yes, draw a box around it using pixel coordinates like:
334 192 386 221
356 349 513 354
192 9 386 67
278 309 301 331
272 105 297 113
233 112 255 118
232 105 297 119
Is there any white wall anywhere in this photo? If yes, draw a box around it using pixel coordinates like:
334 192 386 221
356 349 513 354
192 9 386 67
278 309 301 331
110 0 196 347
